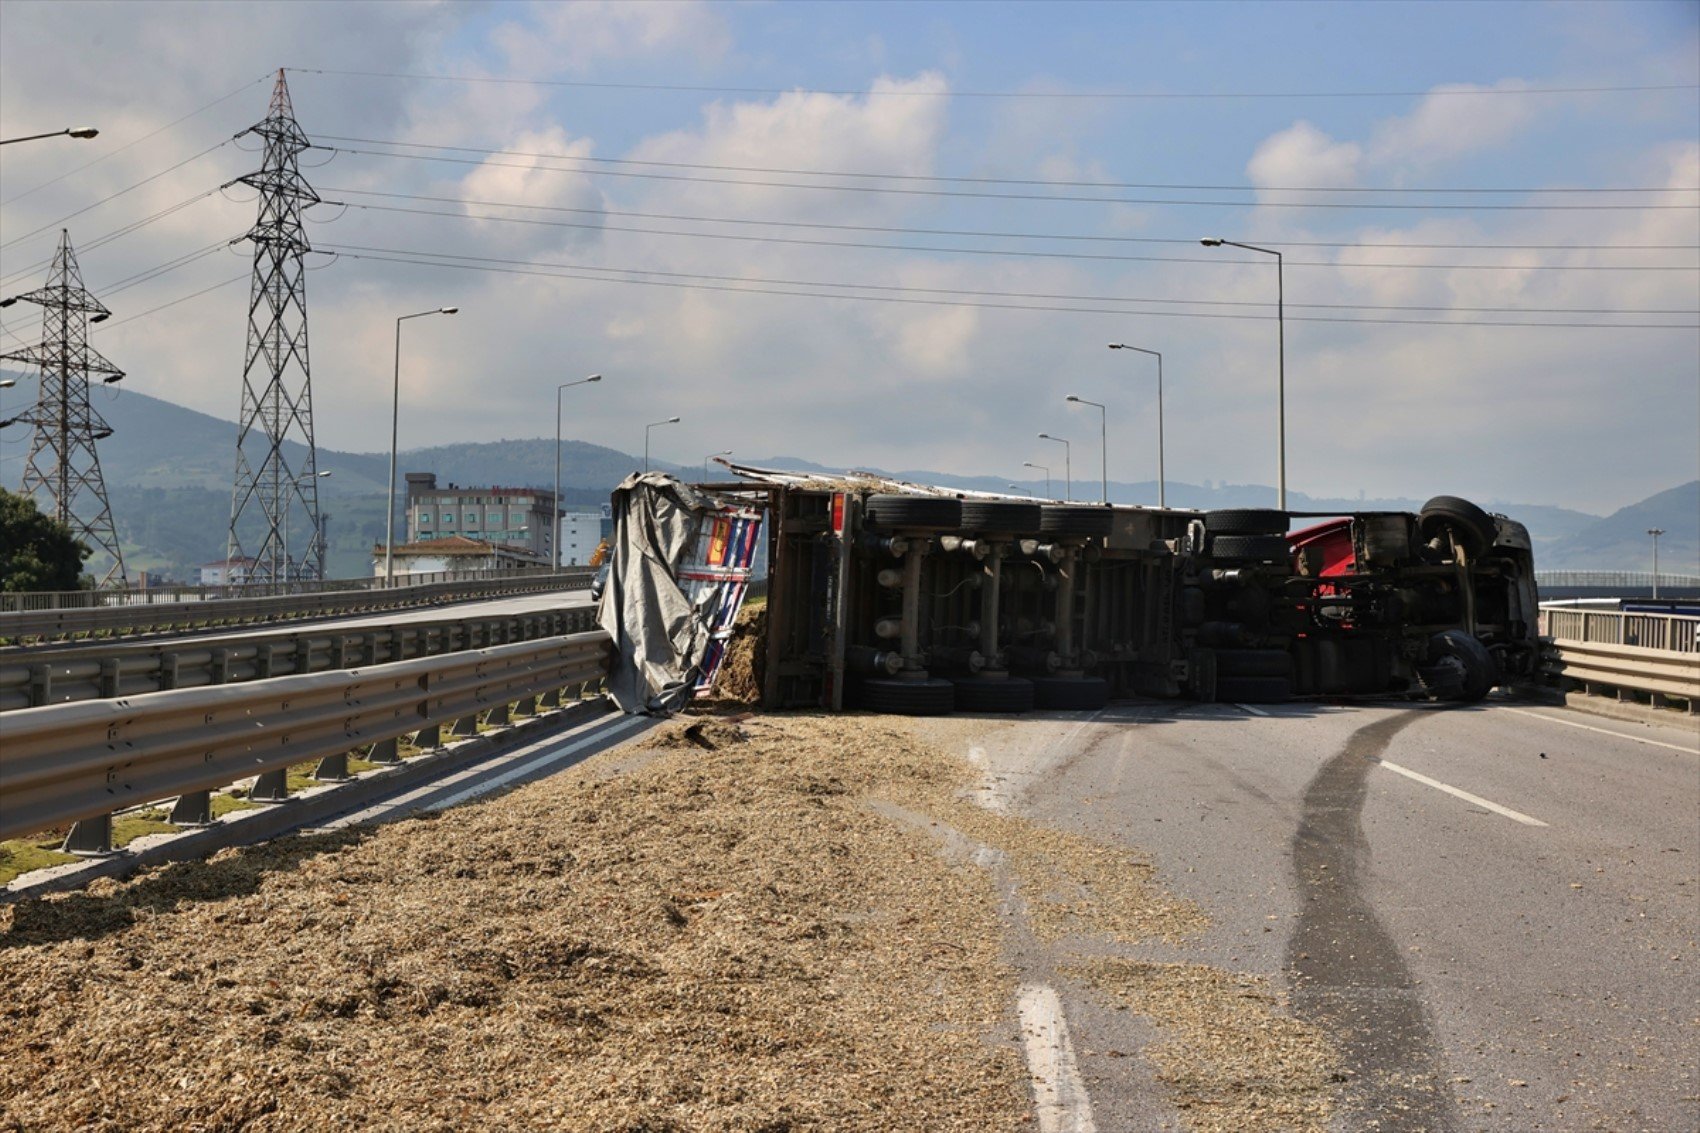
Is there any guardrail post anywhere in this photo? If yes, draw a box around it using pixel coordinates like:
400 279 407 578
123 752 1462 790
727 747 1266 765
486 701 510 727
295 640 315 676
27 663 50 706
255 644 275 680
515 695 538 716
62 814 114 855
314 752 350 781
251 769 289 802
158 652 180 691
170 790 213 826
99 657 121 698
451 711 481 737
369 736 400 764
210 648 231 685
415 724 442 750
361 632 380 666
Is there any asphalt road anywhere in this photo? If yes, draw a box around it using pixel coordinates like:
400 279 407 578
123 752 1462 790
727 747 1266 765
964 696 1700 1131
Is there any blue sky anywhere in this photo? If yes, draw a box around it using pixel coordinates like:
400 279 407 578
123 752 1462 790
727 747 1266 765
1 0 1696 514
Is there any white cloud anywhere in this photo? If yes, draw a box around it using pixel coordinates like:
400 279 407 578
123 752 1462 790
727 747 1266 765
1368 80 1539 170
1246 121 1362 191
491 0 731 75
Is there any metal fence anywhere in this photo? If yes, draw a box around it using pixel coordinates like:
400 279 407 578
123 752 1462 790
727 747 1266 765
1540 606 1700 709
0 630 614 847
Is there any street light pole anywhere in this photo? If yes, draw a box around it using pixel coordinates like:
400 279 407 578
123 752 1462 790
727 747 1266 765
1066 395 1107 504
1037 433 1071 502
1108 343 1165 509
0 127 99 146
1022 461 1050 498
385 306 458 585
1201 238 1285 509
554 374 603 570
704 449 732 479
1648 528 1665 599
645 417 680 472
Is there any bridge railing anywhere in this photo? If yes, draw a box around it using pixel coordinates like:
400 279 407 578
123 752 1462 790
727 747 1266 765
0 568 595 643
1535 570 1700 592
1539 606 1700 710
0 566 560 613
0 630 614 850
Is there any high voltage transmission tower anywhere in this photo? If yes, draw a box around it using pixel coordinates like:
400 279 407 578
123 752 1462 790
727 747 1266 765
226 68 325 584
0 229 128 588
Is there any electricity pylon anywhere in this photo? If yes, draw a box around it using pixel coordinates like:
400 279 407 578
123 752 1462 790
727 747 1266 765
226 68 324 584
0 229 128 587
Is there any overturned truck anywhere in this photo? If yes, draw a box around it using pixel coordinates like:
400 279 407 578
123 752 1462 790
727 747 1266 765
686 465 1543 714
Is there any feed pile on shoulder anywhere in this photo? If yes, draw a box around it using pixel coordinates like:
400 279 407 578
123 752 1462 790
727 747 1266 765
0 716 1029 1132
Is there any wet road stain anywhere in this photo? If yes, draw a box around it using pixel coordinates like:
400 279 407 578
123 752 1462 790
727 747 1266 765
1288 709 1458 1132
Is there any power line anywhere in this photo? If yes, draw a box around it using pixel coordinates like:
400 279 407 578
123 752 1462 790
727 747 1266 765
0 75 268 207
322 186 1700 253
325 144 1700 212
289 67 1700 102
322 241 1696 317
88 272 247 332
0 139 234 252
1 186 225 289
334 196 1700 271
322 244 1700 330
315 134 1694 196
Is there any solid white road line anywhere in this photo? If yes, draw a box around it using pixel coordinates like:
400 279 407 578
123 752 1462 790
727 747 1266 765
1377 760 1549 827
425 714 653 812
1501 707 1699 755
1017 984 1097 1133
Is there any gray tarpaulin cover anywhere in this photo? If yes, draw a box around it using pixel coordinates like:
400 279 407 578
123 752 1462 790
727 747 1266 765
597 472 718 714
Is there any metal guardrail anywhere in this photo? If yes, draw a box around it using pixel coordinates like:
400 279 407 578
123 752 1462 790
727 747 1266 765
0 568 595 642
0 630 613 845
0 605 599 712
1540 607 1700 708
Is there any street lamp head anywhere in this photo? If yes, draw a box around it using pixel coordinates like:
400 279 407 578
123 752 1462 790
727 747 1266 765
667 416 680 424
0 378 14 389
0 296 18 308
102 374 122 384
67 127 99 139
1023 461 1042 469
1066 395 1081 403
317 470 332 478
1108 343 1124 349
89 311 109 324
439 306 459 315
586 373 602 382
1200 237 1224 247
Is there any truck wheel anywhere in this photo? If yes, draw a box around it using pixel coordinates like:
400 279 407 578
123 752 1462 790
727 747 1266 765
1038 505 1115 537
950 676 1035 713
861 676 956 715
1032 675 1110 710
960 501 1044 534
1215 649 1294 678
1204 509 1289 535
1428 629 1497 702
864 494 963 530
1418 496 1496 557
1215 676 1293 704
1209 534 1291 563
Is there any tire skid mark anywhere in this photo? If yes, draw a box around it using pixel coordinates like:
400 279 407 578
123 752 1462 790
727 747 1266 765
1288 709 1459 1131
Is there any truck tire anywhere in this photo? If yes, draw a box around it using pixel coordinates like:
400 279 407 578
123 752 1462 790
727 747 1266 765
960 501 1044 534
1038 505 1114 537
1428 629 1497 702
1032 675 1110 710
1215 649 1294 678
1209 534 1291 563
950 676 1035 713
1215 676 1293 704
861 676 956 715
1418 496 1496 558
1204 509 1289 535
864 494 962 531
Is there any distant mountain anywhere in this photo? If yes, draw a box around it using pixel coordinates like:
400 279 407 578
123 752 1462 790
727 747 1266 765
1539 481 1699 573
0 375 1672 581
